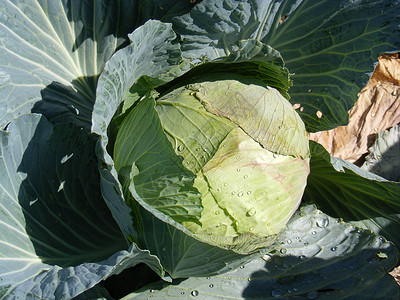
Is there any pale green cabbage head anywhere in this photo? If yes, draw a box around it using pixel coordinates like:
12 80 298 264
153 79 310 252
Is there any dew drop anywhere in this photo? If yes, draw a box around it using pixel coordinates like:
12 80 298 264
235 156 240 160
224 183 228 187
60 153 74 164
240 265 245 269
178 145 185 151
70 104 80 115
311 231 316 235
0 71 10 85
209 284 214 288
191 290 199 297
247 208 256 216
248 226 254 231
236 168 241 172
231 191 236 195
316 217 329 227
280 248 287 254
300 255 306 260
331 247 337 252
214 211 220 215
307 291 318 299
57 181 65 192
247 191 251 195
287 239 292 244
181 292 185 295
216 188 221 191
29 198 38 206
243 175 248 179
262 254 271 261
150 289 156 293
196 148 200 151
222 144 227 147
238 192 244 197
272 290 282 297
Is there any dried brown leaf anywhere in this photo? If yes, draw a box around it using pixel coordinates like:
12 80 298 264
309 53 400 164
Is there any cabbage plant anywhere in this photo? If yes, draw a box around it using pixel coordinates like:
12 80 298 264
1 0 400 299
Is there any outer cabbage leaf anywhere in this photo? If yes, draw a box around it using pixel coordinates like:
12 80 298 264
362 125 400 181
0 0 196 129
172 0 400 132
91 20 192 241
123 205 399 299
304 141 400 251
0 114 164 299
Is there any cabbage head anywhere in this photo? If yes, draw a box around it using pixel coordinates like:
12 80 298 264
114 77 310 253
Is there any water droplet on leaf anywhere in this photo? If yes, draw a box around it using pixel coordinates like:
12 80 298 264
307 291 318 299
272 290 282 297
209 284 214 288
57 181 65 192
243 175 248 179
331 247 337 251
191 290 199 297
316 218 329 227
280 248 287 254
29 198 38 206
60 153 74 164
178 145 185 151
238 192 243 197
262 254 271 261
247 208 256 216
0 71 10 85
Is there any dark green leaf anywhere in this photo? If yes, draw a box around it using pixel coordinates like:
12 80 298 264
0 114 164 299
172 0 400 132
304 141 400 250
0 0 196 129
124 205 399 299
